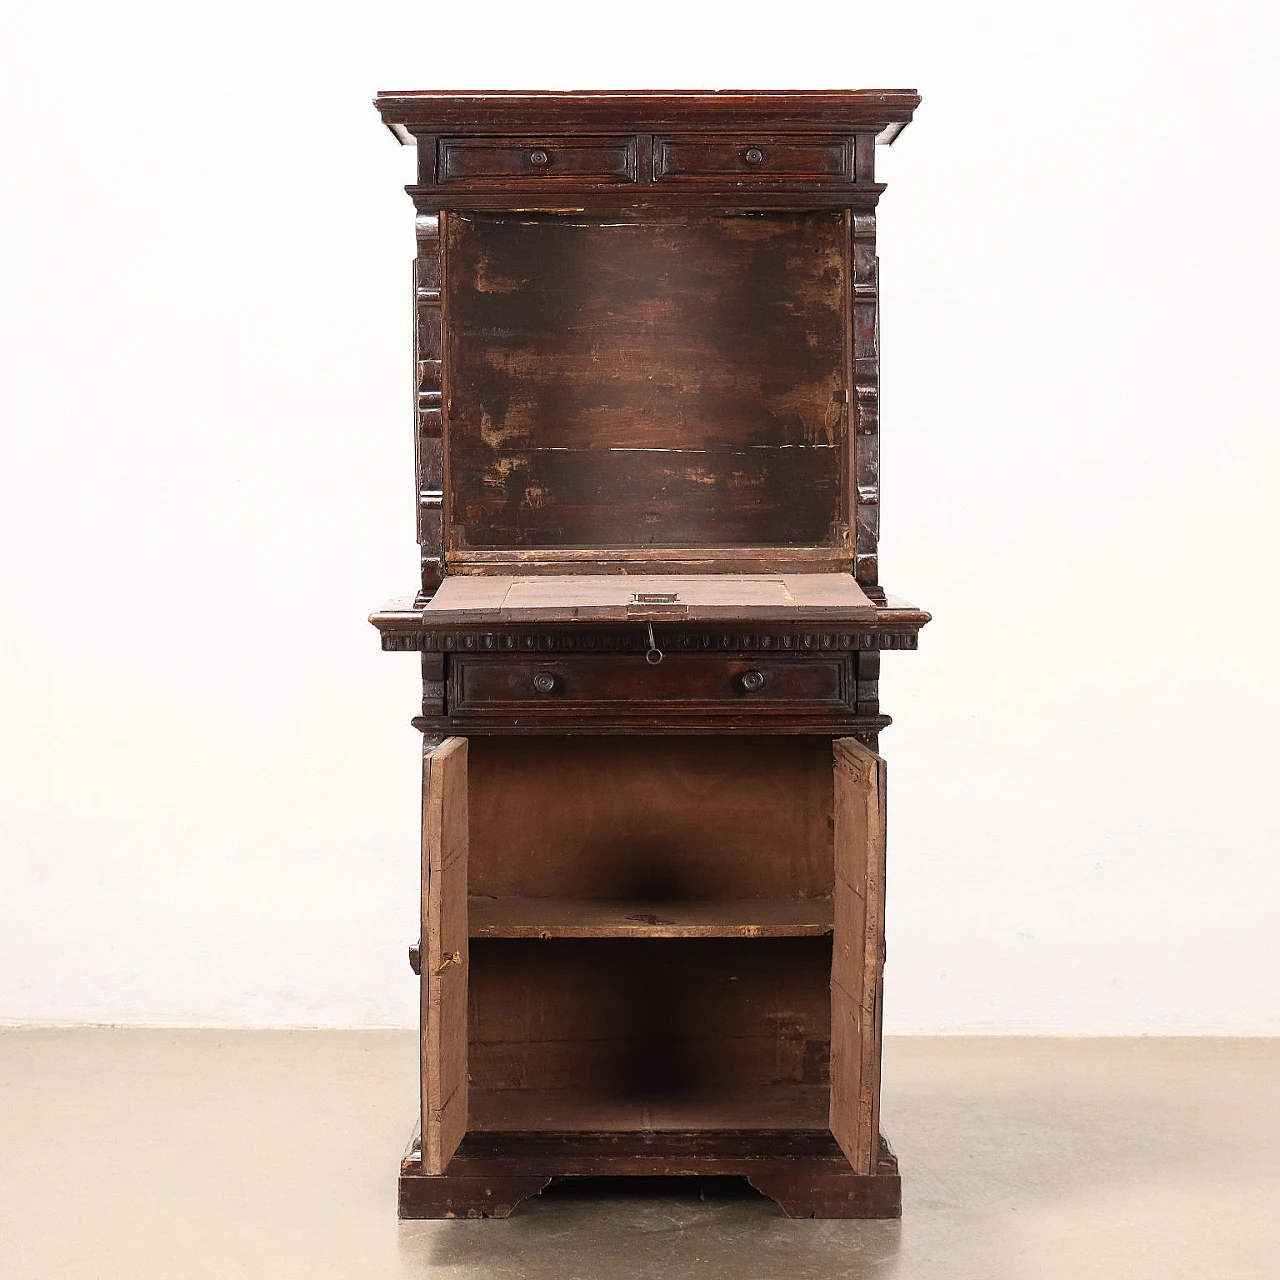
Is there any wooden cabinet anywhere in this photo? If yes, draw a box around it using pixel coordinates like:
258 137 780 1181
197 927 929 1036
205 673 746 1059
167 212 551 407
371 90 929 1219
420 734 887 1177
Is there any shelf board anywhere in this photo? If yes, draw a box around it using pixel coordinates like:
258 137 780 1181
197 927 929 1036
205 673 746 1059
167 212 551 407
468 895 834 939
469 1085 831 1133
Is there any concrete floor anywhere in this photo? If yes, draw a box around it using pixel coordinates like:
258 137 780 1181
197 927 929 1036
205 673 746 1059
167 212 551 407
0 1032 1276 1279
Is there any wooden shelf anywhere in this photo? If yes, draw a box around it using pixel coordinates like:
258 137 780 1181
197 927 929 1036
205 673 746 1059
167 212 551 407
468 895 834 939
469 1085 831 1133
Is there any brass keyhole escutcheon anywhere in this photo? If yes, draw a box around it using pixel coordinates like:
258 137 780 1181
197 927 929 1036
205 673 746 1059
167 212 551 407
532 671 556 694
529 149 549 166
744 146 764 164
740 669 766 692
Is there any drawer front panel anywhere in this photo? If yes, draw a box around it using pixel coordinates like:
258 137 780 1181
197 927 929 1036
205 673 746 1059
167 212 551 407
654 136 851 182
439 137 637 184
449 655 853 717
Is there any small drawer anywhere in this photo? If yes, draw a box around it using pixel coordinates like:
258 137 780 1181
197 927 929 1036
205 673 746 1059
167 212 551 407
438 136 637 184
448 654 854 718
653 135 852 182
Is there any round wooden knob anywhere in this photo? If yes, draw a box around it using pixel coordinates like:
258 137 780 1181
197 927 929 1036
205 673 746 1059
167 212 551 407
532 671 556 694
743 147 764 165
740 669 766 692
529 149 550 166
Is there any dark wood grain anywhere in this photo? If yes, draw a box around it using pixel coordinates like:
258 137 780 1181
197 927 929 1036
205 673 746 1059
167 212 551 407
374 89 920 139
653 135 853 182
398 1124 901 1218
464 735 837 900
439 136 637 184
448 653 854 718
467 938 832 1095
444 212 849 558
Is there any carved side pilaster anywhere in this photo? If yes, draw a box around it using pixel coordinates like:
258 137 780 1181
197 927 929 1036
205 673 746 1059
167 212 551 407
421 653 445 716
851 211 879 588
415 212 444 599
856 649 881 718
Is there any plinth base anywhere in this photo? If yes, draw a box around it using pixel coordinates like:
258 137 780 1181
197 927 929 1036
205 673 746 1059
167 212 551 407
397 1124 901 1220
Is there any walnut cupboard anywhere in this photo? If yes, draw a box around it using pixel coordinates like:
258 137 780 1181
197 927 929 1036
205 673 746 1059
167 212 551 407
369 90 929 1219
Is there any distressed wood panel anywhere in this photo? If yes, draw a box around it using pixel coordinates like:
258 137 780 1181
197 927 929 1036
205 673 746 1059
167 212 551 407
468 938 832 1095
466 735 836 900
829 737 887 1174
422 736 469 1174
421 572 875 622
444 212 849 552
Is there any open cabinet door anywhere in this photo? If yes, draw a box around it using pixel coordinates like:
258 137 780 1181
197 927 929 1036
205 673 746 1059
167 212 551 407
829 737 887 1174
421 736 469 1174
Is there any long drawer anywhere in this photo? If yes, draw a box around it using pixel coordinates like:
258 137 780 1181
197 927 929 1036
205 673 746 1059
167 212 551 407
447 654 855 718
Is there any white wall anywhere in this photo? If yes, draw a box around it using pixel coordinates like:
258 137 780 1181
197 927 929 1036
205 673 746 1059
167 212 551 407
2 0 1277 1031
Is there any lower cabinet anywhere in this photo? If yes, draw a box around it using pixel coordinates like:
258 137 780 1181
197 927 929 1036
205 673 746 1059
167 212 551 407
418 734 887 1177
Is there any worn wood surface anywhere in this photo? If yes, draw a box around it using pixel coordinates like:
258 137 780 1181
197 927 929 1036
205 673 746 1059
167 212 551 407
371 598 930 653
422 737 469 1174
466 736 836 899
444 212 849 558
654 135 853 181
449 653 854 719
375 89 921 139
829 738 887 1174
415 716 888 741
440 135 637 184
421 573 875 621
399 1123 901 1219
468 938 832 1095
468 895 834 939
468 1085 831 1132
444 547 854 574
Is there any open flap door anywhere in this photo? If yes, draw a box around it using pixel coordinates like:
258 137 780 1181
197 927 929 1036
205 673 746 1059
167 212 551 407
829 737 887 1173
422 736 469 1174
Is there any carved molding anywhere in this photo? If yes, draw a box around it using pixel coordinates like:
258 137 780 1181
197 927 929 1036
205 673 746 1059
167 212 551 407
851 210 879 587
409 714 892 740
381 630 920 654
407 186 887 215
415 213 444 594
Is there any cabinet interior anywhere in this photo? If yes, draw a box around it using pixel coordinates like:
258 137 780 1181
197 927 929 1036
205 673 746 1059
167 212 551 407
443 211 850 561
464 736 839 1131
